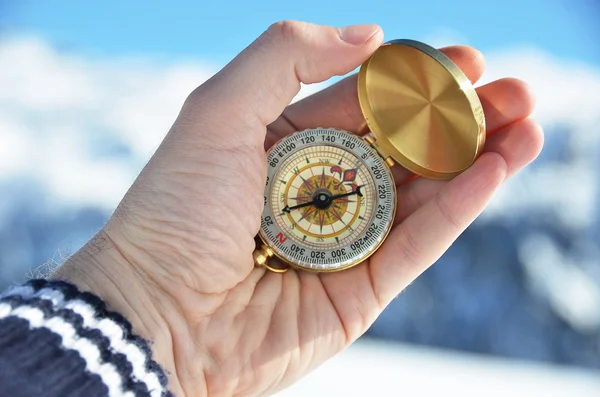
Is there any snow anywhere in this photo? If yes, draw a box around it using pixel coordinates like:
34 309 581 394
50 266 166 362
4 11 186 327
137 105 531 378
275 339 600 397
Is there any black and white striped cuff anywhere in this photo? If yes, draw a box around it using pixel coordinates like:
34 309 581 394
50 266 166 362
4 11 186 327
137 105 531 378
0 279 171 397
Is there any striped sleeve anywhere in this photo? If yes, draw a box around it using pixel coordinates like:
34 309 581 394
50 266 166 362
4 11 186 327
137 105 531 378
0 279 172 397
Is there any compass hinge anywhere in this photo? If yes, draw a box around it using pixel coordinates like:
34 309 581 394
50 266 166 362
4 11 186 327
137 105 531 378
364 135 395 167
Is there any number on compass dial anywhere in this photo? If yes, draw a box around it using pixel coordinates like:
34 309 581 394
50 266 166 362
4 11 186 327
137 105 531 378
259 128 396 272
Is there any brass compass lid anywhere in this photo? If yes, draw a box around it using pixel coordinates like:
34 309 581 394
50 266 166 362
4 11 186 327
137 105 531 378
357 39 486 179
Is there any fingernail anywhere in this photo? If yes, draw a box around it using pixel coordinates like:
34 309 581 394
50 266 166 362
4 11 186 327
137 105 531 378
338 24 380 45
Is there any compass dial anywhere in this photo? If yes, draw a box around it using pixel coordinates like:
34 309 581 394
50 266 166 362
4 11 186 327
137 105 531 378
259 128 396 271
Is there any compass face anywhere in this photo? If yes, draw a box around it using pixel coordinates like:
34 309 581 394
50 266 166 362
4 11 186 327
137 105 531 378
259 128 396 271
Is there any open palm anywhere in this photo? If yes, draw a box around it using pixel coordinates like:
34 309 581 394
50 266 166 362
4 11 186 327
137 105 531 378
53 22 543 397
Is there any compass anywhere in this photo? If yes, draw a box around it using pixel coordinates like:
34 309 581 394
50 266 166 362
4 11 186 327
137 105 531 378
254 39 486 273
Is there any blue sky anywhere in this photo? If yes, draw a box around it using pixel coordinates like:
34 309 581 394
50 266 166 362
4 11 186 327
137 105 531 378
3 0 599 66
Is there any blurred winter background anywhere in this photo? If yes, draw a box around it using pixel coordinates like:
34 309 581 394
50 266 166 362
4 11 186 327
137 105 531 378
0 0 599 395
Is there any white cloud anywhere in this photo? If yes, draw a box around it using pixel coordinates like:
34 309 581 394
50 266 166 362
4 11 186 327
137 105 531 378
481 48 600 132
477 48 600 229
0 35 325 209
0 118 34 175
420 28 470 49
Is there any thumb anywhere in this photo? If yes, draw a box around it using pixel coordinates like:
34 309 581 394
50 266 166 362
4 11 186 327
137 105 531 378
184 21 383 140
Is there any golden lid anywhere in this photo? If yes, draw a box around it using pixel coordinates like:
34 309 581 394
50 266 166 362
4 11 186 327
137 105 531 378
358 39 486 179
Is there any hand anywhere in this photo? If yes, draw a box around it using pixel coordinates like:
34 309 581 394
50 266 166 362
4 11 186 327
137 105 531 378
51 21 543 397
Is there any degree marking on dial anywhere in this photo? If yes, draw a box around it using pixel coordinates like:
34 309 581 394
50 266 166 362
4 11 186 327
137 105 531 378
306 156 310 164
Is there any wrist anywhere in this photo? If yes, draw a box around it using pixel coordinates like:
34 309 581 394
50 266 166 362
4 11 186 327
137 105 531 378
50 229 183 396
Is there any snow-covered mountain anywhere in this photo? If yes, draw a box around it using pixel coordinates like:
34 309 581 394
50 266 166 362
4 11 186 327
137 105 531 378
1 35 599 368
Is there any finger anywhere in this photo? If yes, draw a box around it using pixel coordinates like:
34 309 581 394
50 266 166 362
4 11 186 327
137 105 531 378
182 21 383 146
483 118 544 174
369 152 507 306
478 77 536 136
393 117 543 225
389 76 537 185
266 45 486 147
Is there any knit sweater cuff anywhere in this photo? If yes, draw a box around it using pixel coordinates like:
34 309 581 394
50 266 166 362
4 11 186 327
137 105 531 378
0 279 171 397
